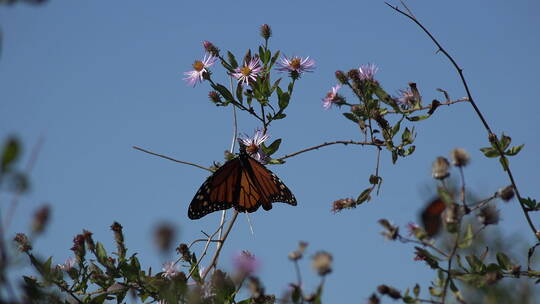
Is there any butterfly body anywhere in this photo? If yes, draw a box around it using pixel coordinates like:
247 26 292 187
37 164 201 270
188 148 297 220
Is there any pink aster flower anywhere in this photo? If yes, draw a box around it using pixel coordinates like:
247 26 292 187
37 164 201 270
395 88 414 109
277 55 315 74
183 53 217 87
322 84 342 110
358 63 378 81
161 261 178 279
238 129 269 163
232 57 262 85
233 250 259 275
57 257 76 272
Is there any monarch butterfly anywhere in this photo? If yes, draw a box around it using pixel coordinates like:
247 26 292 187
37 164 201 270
420 198 446 237
187 145 297 220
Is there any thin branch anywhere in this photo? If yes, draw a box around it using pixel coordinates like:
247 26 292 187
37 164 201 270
387 98 468 114
132 146 212 172
458 167 470 213
277 140 384 161
201 210 239 280
442 231 460 303
397 235 448 258
386 1 538 238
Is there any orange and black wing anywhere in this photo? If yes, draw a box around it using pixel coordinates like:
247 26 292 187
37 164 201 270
233 157 296 213
421 198 446 237
188 158 242 220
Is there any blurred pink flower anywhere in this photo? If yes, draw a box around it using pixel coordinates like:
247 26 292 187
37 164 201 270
161 261 178 279
322 84 342 110
58 256 76 271
233 250 259 275
358 63 378 81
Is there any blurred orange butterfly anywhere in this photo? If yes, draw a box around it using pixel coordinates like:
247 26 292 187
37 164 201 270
188 145 297 220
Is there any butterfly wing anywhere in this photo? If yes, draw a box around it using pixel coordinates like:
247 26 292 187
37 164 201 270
188 158 242 220
421 198 446 237
240 157 297 211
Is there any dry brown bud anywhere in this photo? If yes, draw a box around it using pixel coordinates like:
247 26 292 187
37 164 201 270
260 24 272 40
335 70 348 84
331 198 355 213
477 205 500 226
497 185 515 202
31 205 50 234
368 293 380 304
432 156 450 180
450 148 470 167
311 251 333 276
377 284 401 299
14 233 32 252
83 229 95 253
378 219 399 240
177 243 191 262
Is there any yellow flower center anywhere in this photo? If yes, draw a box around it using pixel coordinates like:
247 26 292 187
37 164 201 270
246 143 259 154
192 60 204 71
290 58 301 70
241 66 252 76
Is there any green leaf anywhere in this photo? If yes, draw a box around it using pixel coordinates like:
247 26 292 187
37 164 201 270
403 296 415 303
273 113 286 120
455 273 485 287
356 188 372 204
413 284 420 298
1 137 20 172
392 119 402 137
520 197 538 209
401 127 412 144
278 91 290 110
458 224 473 248
465 254 485 273
429 287 442 297
499 133 511 150
505 144 524 156
96 242 108 264
391 150 398 164
342 112 359 123
479 147 500 158
262 139 282 156
406 115 429 122
437 187 453 205
236 83 244 104
227 51 238 69
499 156 509 171
269 50 281 69
212 84 235 103
291 284 301 303
496 252 512 271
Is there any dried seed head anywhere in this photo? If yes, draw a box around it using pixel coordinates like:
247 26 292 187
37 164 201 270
153 222 176 252
497 185 515 202
202 40 220 57
477 205 500 226
377 285 401 299
368 294 380 304
83 229 95 253
260 24 272 40
331 198 355 213
288 241 308 261
311 251 333 276
432 156 450 180
14 233 32 252
176 243 191 262
208 91 222 103
450 148 470 167
31 205 50 234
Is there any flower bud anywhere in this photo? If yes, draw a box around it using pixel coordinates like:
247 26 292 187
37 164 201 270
31 205 50 234
335 70 348 84
14 233 32 252
260 24 272 40
450 148 470 167
71 234 86 263
311 251 333 276
377 285 401 299
432 156 450 180
288 241 307 261
176 243 191 262
110 222 126 258
83 229 95 253
202 40 220 57
477 205 500 226
497 185 515 202
331 198 355 213
208 91 222 104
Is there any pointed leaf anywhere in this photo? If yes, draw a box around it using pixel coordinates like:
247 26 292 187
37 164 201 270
505 144 524 156
227 51 238 69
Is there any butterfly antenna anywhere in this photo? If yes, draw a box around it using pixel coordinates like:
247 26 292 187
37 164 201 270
245 211 255 235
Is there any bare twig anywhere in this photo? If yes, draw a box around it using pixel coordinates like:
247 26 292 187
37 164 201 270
132 146 212 172
386 98 468 114
386 2 538 238
397 235 448 258
201 210 239 280
277 140 384 161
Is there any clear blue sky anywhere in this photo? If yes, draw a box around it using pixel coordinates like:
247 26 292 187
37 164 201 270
1 0 539 302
